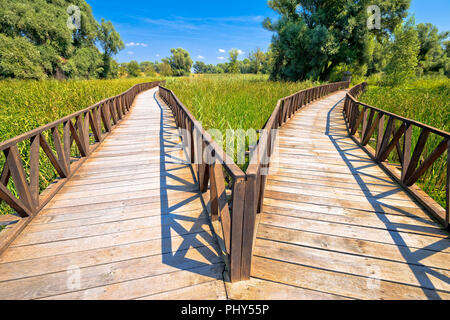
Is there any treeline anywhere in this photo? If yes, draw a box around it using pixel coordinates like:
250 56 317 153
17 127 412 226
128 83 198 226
193 48 272 75
0 0 124 80
117 48 273 78
265 0 450 84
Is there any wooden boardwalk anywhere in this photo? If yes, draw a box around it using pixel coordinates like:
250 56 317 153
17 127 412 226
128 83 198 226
0 88 227 300
228 91 450 300
0 88 448 300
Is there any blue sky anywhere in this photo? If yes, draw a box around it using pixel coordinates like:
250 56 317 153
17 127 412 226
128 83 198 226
87 0 450 64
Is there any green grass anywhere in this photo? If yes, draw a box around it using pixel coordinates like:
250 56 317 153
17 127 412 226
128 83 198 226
165 74 320 169
165 74 319 133
359 77 450 208
0 77 159 216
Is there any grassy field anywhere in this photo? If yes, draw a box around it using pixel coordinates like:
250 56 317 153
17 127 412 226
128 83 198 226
165 74 320 169
359 77 450 208
165 74 319 133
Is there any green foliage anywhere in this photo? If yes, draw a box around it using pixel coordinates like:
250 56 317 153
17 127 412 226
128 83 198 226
127 61 141 78
158 62 173 77
228 49 240 74
98 19 125 78
167 48 193 76
384 19 420 85
0 0 123 80
266 0 410 81
416 23 450 76
140 61 157 76
0 34 46 80
165 74 320 168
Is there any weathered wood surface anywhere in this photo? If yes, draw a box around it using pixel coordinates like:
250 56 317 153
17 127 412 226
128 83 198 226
227 90 450 300
0 88 226 300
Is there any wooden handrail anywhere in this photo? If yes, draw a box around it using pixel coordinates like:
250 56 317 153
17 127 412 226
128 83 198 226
0 81 163 254
159 81 351 282
344 82 449 228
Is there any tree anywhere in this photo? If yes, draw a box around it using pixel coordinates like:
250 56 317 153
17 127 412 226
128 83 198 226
98 19 125 78
0 34 46 79
126 61 141 78
228 49 240 74
193 61 207 74
140 61 157 76
416 23 449 75
249 48 266 74
158 62 173 77
384 19 420 85
167 48 193 76
0 0 115 79
265 0 410 81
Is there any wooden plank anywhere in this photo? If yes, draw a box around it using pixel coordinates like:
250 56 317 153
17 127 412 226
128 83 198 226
0 230 215 282
251 256 450 300
0 246 223 300
259 212 450 253
258 224 450 271
226 277 350 300
254 238 450 291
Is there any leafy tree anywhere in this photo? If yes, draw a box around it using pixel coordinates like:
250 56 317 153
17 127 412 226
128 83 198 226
98 19 125 78
228 49 240 74
0 34 46 79
384 19 420 85
249 48 267 74
167 48 193 76
240 58 252 74
158 62 173 76
126 61 141 78
139 61 157 76
416 23 449 75
0 0 123 80
64 46 103 79
265 0 410 81
194 61 207 74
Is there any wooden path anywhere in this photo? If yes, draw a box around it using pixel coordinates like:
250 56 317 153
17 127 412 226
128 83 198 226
0 88 227 300
0 88 448 300
227 91 450 300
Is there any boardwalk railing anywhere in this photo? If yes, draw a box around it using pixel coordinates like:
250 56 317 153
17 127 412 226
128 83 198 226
0 81 163 253
159 86 247 282
160 81 350 282
344 83 449 228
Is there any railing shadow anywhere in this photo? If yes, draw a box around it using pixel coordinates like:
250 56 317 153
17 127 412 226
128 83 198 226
154 92 223 279
325 98 450 299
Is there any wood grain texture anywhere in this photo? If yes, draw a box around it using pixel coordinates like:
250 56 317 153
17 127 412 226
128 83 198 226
228 90 450 300
0 87 226 300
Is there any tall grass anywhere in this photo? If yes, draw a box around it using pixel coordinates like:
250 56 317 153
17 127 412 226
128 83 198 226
165 74 320 170
359 77 450 207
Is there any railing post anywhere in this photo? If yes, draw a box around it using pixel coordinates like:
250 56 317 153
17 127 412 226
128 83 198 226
240 172 257 281
447 141 449 228
229 177 246 282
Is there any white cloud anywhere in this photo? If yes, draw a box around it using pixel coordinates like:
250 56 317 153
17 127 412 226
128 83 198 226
127 51 134 55
217 56 226 60
156 54 160 57
237 49 245 55
218 49 225 53
197 55 205 59
126 42 148 47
